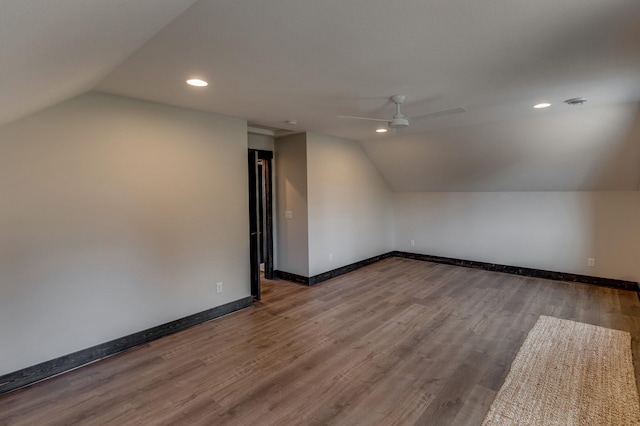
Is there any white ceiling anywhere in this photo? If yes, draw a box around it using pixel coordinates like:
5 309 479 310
0 0 198 128
362 103 640 191
3 0 640 191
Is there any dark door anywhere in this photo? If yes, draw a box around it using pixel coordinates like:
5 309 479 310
248 149 274 301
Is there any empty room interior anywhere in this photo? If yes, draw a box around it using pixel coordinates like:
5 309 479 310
1 1 640 425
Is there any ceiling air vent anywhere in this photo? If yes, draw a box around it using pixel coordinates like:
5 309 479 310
564 97 587 106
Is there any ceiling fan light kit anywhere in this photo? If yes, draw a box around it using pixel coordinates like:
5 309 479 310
389 117 410 129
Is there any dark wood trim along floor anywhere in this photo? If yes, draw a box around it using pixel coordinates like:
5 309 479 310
273 270 309 285
0 296 253 396
393 251 639 292
276 251 639 293
275 252 395 286
309 252 395 285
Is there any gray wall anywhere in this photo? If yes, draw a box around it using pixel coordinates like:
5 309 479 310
0 92 250 374
275 132 394 277
307 133 393 275
393 191 640 282
275 133 309 276
248 132 275 151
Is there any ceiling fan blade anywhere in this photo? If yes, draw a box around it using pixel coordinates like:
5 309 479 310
338 115 390 123
409 107 466 121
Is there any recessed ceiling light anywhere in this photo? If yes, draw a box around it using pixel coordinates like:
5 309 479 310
533 103 551 109
186 79 208 87
376 128 388 133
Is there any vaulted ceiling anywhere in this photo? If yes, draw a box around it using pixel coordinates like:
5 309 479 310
2 0 640 191
0 0 198 128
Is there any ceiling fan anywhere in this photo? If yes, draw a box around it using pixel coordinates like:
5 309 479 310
339 95 465 130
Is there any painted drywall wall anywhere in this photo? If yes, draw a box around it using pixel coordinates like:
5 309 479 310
307 133 393 276
274 133 309 276
0 92 250 374
248 132 274 151
393 191 640 282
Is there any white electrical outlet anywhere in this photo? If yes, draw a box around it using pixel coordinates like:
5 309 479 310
410 240 415 247
587 258 595 267
329 253 333 262
216 282 223 293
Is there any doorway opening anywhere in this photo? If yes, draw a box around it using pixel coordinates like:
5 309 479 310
248 149 274 301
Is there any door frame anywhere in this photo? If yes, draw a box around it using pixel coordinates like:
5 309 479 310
248 149 274 301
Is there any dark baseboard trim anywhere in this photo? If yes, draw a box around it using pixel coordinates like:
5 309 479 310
276 251 638 293
274 270 310 285
309 252 395 285
275 252 395 287
393 251 639 292
0 296 253 396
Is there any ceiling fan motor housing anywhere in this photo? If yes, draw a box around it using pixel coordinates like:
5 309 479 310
390 117 409 128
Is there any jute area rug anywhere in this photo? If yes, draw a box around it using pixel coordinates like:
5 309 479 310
482 315 640 425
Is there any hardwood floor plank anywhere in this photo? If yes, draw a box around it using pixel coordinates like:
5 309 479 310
1 258 639 426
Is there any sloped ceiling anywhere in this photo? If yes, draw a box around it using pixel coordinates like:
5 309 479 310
362 103 640 191
3 0 640 191
0 0 198 128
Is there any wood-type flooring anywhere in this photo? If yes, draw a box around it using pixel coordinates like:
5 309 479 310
2 258 640 425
